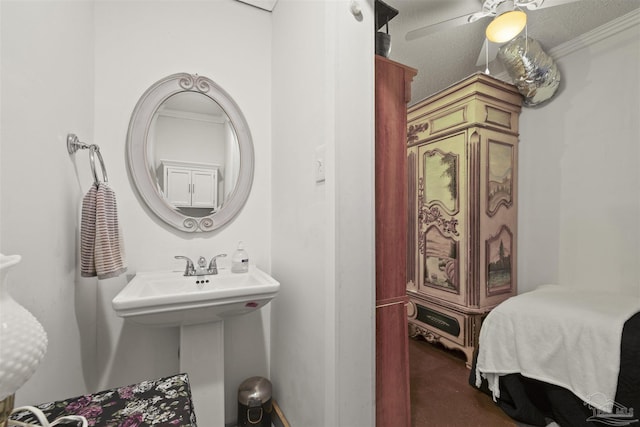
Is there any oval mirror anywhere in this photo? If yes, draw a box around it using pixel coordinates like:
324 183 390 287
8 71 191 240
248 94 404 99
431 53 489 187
127 73 254 232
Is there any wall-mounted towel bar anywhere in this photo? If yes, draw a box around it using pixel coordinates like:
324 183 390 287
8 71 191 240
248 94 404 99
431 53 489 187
67 133 108 186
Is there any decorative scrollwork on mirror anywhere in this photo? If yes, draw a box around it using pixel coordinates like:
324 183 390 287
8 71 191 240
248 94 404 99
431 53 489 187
127 73 254 232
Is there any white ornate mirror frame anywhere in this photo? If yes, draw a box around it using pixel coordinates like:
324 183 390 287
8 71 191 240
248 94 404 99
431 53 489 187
127 73 254 232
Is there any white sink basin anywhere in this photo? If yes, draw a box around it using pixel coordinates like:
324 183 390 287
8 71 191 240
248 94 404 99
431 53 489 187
112 266 279 327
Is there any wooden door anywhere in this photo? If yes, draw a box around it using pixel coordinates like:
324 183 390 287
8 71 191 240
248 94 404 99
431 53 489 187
375 55 416 427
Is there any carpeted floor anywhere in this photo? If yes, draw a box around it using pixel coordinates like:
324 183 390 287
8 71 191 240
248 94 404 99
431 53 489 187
409 336 518 427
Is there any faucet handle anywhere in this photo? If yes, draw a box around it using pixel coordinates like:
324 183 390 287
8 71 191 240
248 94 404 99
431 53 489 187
175 255 195 276
197 256 207 269
208 253 227 272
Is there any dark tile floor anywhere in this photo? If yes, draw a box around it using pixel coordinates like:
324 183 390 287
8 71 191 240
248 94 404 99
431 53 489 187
409 336 517 427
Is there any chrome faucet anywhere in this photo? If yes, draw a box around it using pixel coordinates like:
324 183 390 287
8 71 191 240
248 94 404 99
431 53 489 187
174 256 196 276
175 254 227 276
196 256 208 275
208 254 227 275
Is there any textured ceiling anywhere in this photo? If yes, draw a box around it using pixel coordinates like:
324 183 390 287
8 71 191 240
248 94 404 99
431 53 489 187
383 0 640 104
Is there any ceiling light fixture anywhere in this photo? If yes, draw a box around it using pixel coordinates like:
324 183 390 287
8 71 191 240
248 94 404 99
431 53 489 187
485 7 527 43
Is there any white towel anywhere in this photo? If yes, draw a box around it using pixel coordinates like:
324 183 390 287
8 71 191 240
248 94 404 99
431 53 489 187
80 183 127 279
476 284 640 413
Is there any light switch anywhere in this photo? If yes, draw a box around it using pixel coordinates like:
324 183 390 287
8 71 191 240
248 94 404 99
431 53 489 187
315 145 326 183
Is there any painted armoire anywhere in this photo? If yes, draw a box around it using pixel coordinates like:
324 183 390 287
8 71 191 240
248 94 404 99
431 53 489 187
406 73 522 367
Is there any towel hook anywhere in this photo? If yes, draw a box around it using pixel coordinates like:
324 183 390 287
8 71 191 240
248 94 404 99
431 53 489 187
67 133 108 186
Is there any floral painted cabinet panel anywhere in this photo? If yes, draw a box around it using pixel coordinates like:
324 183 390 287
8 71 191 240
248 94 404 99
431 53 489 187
417 133 466 307
406 73 522 366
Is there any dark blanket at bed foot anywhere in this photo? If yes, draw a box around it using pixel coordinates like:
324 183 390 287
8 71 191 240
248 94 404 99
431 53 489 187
469 312 640 427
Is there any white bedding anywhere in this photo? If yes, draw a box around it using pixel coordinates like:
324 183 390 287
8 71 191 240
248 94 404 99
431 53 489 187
475 284 640 412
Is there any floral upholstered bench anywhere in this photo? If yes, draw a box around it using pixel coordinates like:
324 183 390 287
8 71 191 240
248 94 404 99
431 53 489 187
9 373 197 427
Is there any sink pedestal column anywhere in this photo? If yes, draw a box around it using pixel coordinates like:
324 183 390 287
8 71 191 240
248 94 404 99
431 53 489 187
180 321 225 427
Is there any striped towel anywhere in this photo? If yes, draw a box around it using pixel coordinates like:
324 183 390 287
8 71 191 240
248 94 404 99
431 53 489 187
80 183 127 279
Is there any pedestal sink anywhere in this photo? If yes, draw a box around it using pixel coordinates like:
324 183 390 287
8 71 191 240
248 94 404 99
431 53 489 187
112 266 279 426
112 266 279 326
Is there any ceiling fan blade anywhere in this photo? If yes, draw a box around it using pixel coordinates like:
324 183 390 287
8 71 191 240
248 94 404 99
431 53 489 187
517 0 581 10
475 40 504 67
405 11 491 41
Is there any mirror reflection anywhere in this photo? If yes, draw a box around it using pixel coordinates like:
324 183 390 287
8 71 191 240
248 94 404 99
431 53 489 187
127 73 254 233
148 92 241 218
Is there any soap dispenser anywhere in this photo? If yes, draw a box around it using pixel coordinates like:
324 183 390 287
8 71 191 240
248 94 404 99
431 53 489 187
231 241 249 273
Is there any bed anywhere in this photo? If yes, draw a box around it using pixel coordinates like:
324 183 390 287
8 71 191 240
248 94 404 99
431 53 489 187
9 373 197 427
470 285 640 427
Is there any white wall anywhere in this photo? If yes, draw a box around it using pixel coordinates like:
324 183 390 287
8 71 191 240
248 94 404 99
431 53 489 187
0 0 96 404
2 1 272 424
154 116 226 167
271 1 375 426
518 13 640 296
93 2 272 424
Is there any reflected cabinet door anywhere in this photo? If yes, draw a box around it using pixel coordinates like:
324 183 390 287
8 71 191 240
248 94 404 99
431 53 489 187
166 168 192 207
164 164 218 209
191 169 218 208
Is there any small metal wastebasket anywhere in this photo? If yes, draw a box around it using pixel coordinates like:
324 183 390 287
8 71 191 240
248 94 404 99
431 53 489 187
237 376 272 427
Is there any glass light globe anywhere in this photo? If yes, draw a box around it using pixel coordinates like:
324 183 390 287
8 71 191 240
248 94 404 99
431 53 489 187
486 10 527 43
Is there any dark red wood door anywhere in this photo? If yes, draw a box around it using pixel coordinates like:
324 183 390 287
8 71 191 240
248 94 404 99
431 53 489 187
375 55 416 427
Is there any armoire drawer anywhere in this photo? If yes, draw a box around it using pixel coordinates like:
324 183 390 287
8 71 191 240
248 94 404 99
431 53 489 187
407 297 467 347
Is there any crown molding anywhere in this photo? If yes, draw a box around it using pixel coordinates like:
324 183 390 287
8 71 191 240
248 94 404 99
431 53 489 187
236 0 278 12
550 8 640 60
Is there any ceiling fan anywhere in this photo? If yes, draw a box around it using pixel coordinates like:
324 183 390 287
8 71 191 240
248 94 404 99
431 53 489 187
405 0 581 66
